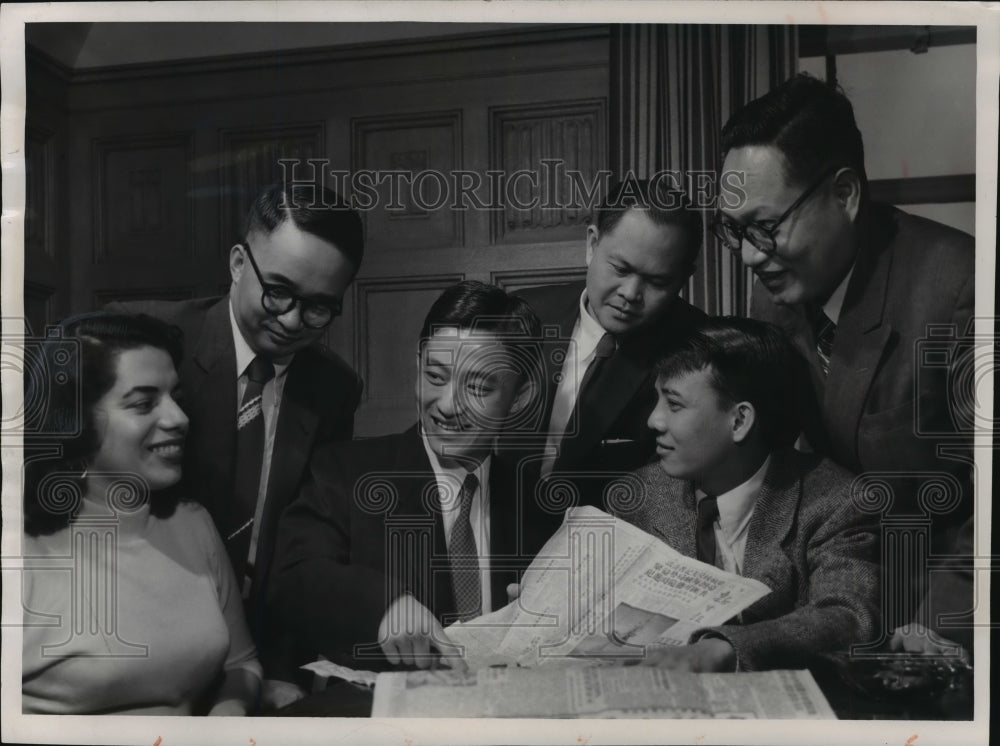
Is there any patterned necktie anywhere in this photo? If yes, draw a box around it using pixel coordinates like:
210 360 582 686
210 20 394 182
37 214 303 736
228 355 274 596
815 313 836 377
696 495 719 566
564 332 616 438
448 472 481 621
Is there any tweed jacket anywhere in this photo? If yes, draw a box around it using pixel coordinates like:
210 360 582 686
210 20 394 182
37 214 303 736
269 425 551 670
622 449 880 671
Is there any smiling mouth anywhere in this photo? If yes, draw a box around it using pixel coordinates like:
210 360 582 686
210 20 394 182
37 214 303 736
756 269 787 284
149 440 185 459
430 415 462 432
609 304 638 317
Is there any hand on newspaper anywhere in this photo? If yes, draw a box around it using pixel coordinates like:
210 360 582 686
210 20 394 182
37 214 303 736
506 582 521 602
889 623 969 661
636 638 737 672
378 594 469 672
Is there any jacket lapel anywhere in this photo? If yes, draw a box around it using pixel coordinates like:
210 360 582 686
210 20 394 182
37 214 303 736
539 284 583 428
822 213 895 467
186 300 238 522
642 469 698 558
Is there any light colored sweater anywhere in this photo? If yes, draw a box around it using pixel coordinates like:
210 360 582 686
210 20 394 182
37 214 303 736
22 500 262 715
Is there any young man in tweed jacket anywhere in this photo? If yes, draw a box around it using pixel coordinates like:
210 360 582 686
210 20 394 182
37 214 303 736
620 317 880 672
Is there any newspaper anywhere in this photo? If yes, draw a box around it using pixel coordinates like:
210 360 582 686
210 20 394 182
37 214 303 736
371 666 836 718
446 506 771 669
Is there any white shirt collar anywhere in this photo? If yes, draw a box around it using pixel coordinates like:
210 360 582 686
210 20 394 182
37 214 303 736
419 428 491 497
228 300 291 379
697 455 771 543
575 289 612 358
821 264 855 326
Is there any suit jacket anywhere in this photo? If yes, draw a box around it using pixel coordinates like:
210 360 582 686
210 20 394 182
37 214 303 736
268 425 550 669
751 204 974 519
516 281 705 510
106 296 362 630
621 450 880 671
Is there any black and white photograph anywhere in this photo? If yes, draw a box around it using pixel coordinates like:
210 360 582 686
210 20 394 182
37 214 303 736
1 2 996 744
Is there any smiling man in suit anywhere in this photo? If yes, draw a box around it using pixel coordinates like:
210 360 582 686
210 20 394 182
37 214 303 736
622 318 879 672
107 181 364 692
516 179 705 512
715 74 974 632
270 281 550 673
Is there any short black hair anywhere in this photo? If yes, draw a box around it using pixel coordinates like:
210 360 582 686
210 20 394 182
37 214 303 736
246 180 365 271
594 178 703 266
419 280 542 343
721 72 868 193
655 317 806 449
23 312 187 536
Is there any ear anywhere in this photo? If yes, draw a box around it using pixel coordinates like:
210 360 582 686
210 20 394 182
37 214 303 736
731 401 756 444
832 167 862 223
585 225 600 266
507 376 536 417
229 243 246 284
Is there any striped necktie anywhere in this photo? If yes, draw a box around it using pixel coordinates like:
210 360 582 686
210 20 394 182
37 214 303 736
228 355 274 597
815 313 836 377
448 472 482 621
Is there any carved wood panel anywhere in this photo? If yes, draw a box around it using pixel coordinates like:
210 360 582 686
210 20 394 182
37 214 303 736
490 99 607 245
219 124 324 248
352 112 463 251
25 128 52 260
93 133 194 264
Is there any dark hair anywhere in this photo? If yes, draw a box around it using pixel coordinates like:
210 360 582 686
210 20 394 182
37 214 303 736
419 280 543 387
655 317 806 449
245 180 365 272
721 73 868 194
23 312 186 536
594 178 703 266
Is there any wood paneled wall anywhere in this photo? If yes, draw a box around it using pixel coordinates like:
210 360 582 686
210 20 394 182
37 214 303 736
25 26 611 436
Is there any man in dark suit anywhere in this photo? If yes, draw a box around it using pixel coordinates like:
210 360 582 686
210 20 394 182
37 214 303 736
270 281 549 672
516 179 705 513
715 74 974 633
621 318 879 672
107 181 364 694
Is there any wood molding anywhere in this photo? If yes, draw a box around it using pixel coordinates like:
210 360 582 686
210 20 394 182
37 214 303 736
93 286 195 308
490 267 587 293
869 174 975 205
42 25 609 83
799 25 975 58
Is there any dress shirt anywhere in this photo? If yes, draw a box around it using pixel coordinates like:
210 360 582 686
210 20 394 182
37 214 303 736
542 290 610 476
420 431 492 616
228 303 290 564
694 456 770 575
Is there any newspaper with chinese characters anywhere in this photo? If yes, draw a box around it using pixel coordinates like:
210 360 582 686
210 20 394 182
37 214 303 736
445 506 772 669
371 666 836 718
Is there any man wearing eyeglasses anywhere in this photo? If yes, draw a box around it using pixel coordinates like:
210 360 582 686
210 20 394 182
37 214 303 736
715 74 974 636
108 180 364 702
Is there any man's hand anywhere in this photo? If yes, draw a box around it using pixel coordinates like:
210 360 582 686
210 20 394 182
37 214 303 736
378 594 467 671
506 582 521 603
889 623 968 660
637 638 737 672
260 679 307 712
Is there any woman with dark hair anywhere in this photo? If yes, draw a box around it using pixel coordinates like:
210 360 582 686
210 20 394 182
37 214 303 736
22 312 261 715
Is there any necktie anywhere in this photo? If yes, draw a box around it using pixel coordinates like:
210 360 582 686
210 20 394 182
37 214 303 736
448 472 481 621
228 355 274 596
564 332 616 438
815 313 836 377
696 496 719 566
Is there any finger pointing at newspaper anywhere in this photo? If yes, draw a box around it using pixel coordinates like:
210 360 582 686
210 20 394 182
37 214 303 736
378 594 468 671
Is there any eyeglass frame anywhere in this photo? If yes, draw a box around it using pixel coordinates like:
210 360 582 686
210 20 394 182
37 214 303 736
236 240 343 329
712 165 839 257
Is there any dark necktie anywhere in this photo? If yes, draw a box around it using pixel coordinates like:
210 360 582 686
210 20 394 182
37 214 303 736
448 472 481 621
695 495 719 566
564 332 616 438
815 313 836 377
228 355 274 597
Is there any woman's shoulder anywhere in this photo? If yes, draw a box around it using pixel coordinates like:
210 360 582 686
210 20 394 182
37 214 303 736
156 501 219 543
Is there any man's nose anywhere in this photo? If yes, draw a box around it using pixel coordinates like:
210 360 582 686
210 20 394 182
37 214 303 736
435 381 459 418
275 302 305 330
741 238 771 268
618 275 642 302
647 402 667 433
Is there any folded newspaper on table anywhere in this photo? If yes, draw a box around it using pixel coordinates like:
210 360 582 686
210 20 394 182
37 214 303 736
445 505 772 669
372 666 836 718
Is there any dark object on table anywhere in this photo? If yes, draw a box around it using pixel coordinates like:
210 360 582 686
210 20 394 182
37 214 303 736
815 651 973 720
